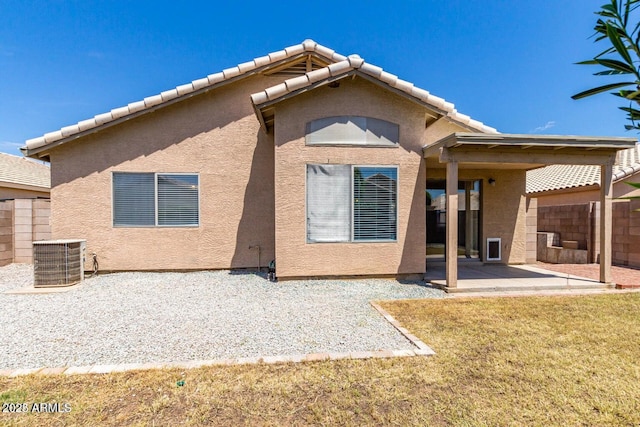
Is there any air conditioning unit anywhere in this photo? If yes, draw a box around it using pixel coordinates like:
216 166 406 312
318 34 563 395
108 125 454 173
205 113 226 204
33 239 86 287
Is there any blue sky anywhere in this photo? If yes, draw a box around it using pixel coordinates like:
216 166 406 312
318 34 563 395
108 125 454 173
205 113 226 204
0 0 635 156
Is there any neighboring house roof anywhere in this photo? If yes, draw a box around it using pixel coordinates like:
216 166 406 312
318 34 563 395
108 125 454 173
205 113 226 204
250 54 497 134
0 152 50 191
526 143 640 194
23 40 496 159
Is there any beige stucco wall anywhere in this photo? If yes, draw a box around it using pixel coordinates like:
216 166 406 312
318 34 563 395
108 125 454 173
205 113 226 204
426 168 528 264
48 74 286 271
272 77 469 278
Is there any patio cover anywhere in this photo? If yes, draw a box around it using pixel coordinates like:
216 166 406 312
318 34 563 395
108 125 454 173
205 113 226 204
423 132 637 289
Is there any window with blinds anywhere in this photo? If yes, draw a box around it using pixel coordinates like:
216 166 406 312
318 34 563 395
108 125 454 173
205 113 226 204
306 116 399 146
113 172 199 227
353 167 397 241
307 165 397 242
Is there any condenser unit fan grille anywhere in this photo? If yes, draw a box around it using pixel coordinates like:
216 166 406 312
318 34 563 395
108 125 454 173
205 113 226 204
33 240 86 287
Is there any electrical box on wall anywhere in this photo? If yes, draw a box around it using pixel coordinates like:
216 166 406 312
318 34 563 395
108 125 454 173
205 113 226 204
486 238 501 261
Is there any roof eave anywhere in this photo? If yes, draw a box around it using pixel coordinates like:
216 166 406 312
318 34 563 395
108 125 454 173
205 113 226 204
251 70 482 133
424 132 638 158
0 180 50 192
22 48 343 159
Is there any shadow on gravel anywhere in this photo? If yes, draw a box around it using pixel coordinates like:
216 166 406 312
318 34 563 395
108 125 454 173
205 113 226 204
227 269 268 279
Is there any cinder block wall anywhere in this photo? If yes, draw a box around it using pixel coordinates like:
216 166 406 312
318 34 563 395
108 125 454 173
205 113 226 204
537 200 640 268
0 199 51 265
537 204 590 249
0 201 13 266
32 199 51 242
614 199 640 267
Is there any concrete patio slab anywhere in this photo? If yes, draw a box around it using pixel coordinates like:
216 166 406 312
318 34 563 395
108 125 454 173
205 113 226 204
426 261 613 293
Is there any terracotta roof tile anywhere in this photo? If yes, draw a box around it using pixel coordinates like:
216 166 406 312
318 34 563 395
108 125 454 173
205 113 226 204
347 54 364 67
237 60 257 73
526 144 640 193
144 94 163 108
24 39 496 154
78 118 96 131
127 100 146 114
160 88 179 101
251 58 498 134
285 75 310 92
0 153 50 190
284 44 305 56
192 77 209 90
207 72 225 85
95 112 113 125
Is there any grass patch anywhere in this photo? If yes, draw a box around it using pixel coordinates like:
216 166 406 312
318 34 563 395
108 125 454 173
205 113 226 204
1 293 639 425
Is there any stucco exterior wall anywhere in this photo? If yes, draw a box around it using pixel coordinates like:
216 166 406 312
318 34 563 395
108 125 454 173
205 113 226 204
426 168 528 264
273 77 457 278
48 74 285 271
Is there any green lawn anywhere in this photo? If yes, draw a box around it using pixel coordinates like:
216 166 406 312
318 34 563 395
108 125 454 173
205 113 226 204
1 293 639 426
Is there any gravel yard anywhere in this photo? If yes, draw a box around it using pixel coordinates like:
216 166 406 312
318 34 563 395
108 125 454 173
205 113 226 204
0 264 443 370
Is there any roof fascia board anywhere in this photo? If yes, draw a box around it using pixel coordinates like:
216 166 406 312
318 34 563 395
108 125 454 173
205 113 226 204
527 183 600 196
439 146 617 166
424 132 637 159
450 132 637 147
0 181 50 192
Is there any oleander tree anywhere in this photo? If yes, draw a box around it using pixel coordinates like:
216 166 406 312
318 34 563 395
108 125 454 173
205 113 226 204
572 0 640 130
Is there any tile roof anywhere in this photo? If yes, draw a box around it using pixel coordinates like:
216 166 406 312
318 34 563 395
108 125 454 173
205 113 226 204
251 54 497 134
526 143 640 193
0 152 50 190
24 40 495 155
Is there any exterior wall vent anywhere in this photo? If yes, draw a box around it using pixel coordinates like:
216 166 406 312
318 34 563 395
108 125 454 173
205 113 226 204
33 239 86 287
486 238 501 262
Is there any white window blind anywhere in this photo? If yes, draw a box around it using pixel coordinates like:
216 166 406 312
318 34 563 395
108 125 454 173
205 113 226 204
306 165 397 243
306 116 399 146
307 164 351 242
113 172 199 227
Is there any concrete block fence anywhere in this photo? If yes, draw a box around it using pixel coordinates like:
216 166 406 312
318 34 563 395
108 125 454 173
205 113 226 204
536 199 640 268
0 199 50 266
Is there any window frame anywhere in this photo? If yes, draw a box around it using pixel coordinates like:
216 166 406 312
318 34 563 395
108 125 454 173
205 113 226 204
351 165 398 243
112 172 200 228
306 164 398 244
305 116 400 147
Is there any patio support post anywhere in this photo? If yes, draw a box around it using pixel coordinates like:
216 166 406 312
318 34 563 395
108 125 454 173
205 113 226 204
465 181 472 258
446 161 458 288
599 162 614 284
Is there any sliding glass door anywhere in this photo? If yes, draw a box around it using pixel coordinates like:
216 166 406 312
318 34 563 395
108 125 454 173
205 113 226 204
426 179 481 259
